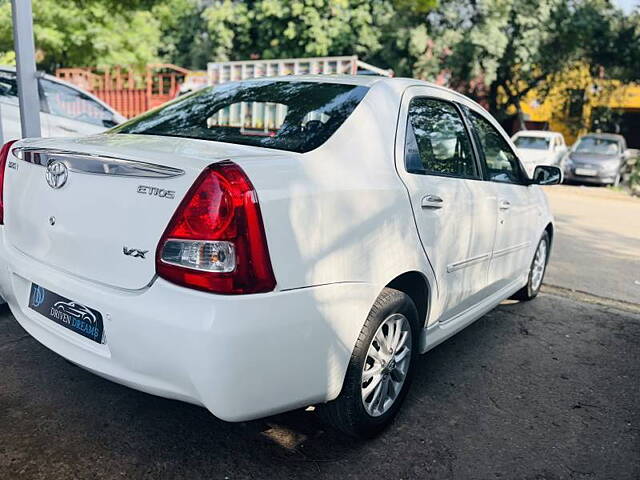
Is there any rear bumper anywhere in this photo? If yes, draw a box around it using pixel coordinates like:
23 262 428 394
0 234 376 421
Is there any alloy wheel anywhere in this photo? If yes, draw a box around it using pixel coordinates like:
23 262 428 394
531 239 548 291
361 313 412 417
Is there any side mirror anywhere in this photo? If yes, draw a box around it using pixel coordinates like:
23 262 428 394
531 165 562 185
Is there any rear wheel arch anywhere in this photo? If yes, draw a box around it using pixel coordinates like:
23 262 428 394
385 271 430 328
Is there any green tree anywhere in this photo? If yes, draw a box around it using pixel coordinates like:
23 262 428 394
415 0 640 123
0 0 441 74
583 4 640 82
202 0 394 61
201 0 438 74
0 0 165 71
152 0 215 70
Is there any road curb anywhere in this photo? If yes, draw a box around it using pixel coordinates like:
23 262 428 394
542 284 640 314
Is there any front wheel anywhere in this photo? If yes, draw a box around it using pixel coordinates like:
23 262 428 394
318 288 419 438
513 232 550 301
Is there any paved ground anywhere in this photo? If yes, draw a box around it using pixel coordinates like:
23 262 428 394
543 185 640 304
1 185 639 479
1 293 639 480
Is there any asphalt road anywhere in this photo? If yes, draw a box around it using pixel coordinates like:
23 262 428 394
1 293 639 480
543 185 640 305
1 186 639 479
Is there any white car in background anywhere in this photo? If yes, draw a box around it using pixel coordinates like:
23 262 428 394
0 76 561 438
0 66 125 141
512 130 567 177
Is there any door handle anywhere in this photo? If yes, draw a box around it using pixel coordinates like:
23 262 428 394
421 194 444 209
499 200 511 210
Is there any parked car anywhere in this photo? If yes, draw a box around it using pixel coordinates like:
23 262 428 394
563 133 630 186
0 76 561 438
511 130 567 177
0 66 126 141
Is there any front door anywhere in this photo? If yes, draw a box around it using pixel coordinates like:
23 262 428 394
396 88 498 322
466 109 536 288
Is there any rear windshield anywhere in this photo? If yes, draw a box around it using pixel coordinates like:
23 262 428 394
113 80 369 153
514 136 550 150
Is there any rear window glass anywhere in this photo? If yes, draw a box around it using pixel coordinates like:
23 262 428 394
113 81 369 153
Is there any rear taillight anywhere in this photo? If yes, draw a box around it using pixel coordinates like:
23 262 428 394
0 140 17 225
156 161 276 294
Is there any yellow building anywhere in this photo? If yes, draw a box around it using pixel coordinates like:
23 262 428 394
520 65 640 149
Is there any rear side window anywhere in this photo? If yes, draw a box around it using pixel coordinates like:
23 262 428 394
114 81 369 153
405 98 478 179
468 111 527 184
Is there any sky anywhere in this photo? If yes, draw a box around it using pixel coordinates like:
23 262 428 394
613 0 639 13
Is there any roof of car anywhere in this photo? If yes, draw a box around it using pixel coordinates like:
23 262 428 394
236 74 441 89
513 130 562 138
0 65 89 91
0 65 57 82
234 74 486 110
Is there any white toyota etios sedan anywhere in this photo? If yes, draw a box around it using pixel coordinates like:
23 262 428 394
0 76 561 438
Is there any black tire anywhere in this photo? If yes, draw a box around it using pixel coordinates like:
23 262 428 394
318 287 419 438
513 231 550 301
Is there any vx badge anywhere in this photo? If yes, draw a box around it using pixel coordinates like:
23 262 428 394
123 246 148 259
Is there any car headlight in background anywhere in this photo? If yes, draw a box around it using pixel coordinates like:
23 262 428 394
600 161 620 173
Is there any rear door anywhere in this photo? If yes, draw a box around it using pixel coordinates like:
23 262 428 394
465 108 537 289
396 87 498 321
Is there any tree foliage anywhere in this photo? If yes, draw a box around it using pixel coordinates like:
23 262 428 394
199 0 437 75
0 0 636 118
0 0 165 71
0 0 438 74
415 0 640 121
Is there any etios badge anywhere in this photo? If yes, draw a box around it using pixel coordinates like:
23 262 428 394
46 161 68 189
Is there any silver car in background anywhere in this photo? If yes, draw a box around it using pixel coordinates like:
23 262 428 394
563 133 630 186
0 66 125 141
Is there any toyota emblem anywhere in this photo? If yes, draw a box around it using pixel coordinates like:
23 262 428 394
46 161 68 189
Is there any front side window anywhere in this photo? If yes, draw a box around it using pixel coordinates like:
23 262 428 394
405 98 478 178
469 111 526 184
40 79 115 127
114 81 369 154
